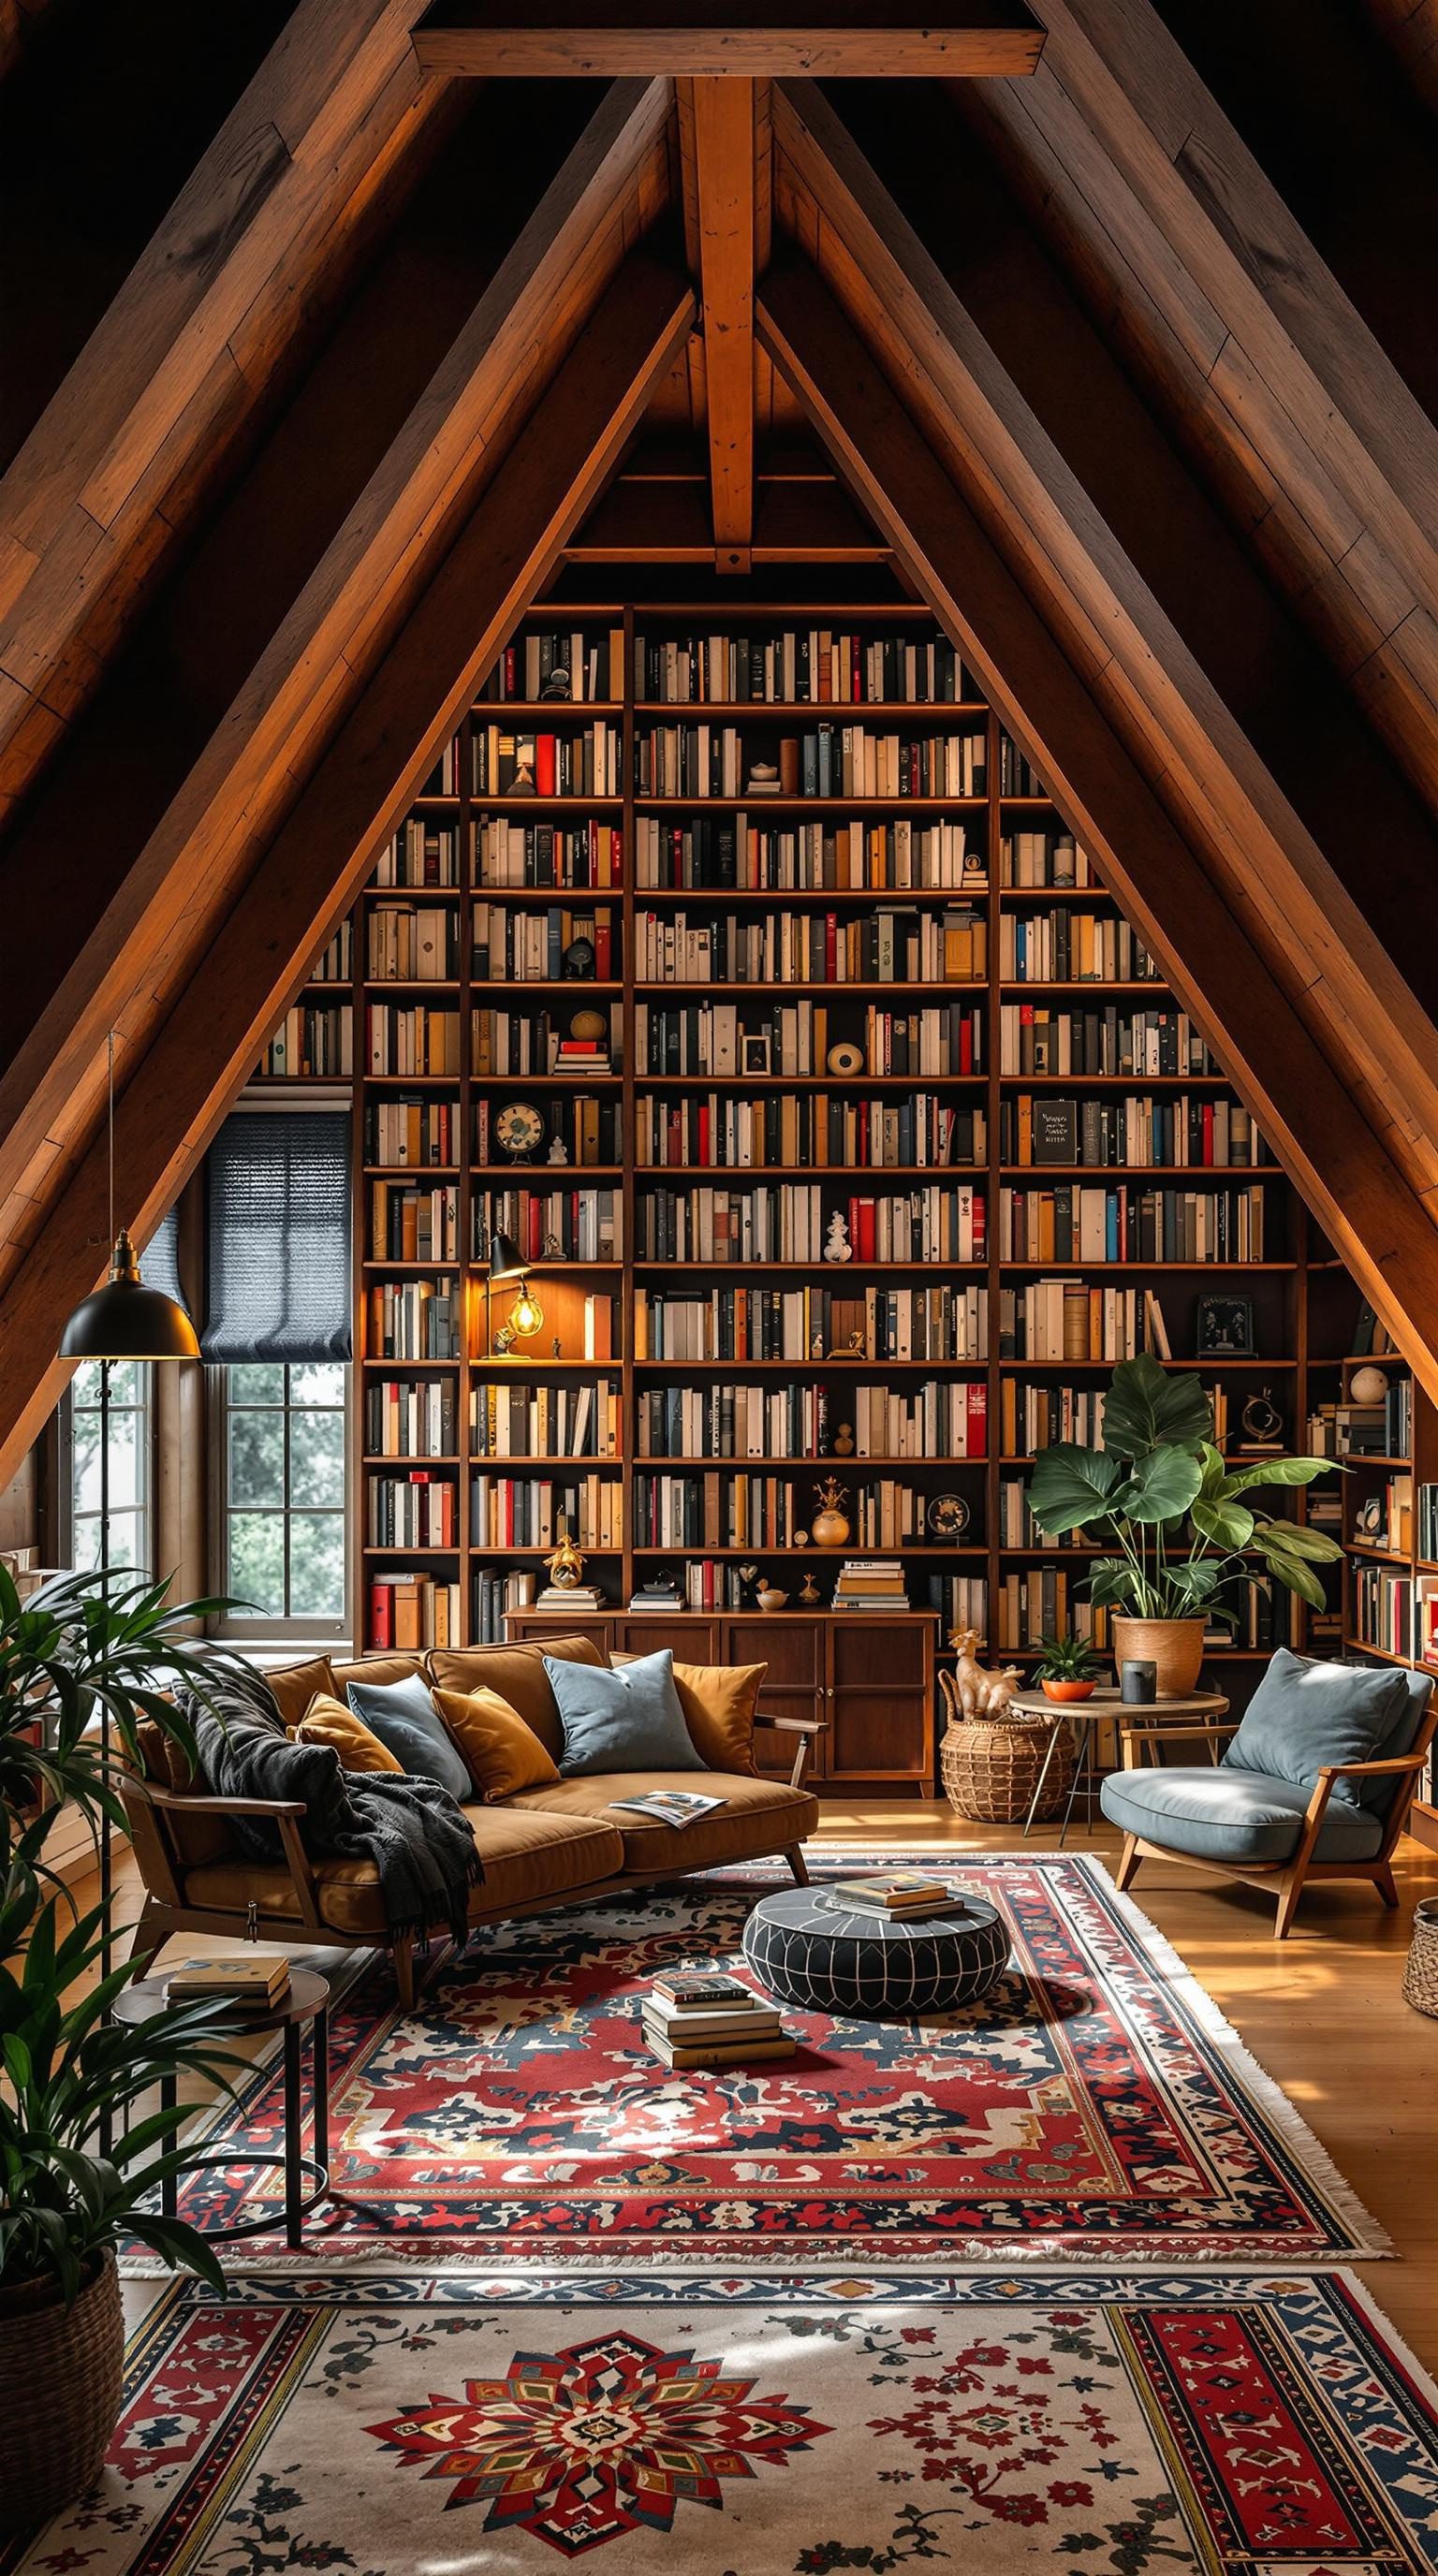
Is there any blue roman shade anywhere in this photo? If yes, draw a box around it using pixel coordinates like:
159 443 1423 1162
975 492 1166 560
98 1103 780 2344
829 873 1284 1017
202 1113 352 1364
141 1207 187 1314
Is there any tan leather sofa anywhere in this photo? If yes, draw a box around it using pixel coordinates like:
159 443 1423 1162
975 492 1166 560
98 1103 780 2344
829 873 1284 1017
120 1635 820 2006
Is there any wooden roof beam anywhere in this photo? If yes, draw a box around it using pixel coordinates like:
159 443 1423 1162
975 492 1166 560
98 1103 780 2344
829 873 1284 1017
690 76 756 570
757 255 1438 1398
411 2 1044 78
0 251 694 1482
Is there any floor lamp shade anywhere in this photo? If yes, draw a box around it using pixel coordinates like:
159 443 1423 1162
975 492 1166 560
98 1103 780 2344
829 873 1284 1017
60 1229 199 1362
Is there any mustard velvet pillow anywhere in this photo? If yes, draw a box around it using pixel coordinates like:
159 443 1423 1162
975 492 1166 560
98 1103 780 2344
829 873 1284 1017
671 1661 766 1776
433 1685 561 1801
294 1691 403 1775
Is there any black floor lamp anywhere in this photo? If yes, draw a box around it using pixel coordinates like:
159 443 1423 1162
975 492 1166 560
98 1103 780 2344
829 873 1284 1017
59 1035 199 2146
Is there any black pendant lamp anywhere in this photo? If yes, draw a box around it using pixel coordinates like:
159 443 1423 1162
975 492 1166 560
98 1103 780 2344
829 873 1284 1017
59 1034 199 1363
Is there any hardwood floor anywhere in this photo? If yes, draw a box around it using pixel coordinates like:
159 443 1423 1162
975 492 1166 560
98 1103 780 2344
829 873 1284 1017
95 1812 1438 2365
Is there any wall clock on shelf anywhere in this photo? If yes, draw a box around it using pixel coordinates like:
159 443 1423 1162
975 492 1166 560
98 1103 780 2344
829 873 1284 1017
927 1493 972 1541
495 1102 545 1164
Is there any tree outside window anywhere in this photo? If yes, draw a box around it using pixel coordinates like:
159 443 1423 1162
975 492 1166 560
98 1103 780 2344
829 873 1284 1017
67 1361 152 1579
219 1361 347 1633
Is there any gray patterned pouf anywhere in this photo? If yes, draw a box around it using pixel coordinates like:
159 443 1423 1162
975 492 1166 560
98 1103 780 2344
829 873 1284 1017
741 1885 1009 2021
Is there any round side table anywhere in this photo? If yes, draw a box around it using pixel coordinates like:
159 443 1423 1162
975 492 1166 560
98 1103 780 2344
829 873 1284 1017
1007 1686 1229 1842
115 1966 330 2249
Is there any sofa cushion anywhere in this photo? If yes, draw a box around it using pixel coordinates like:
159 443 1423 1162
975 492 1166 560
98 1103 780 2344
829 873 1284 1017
1352 1667 1432 1811
548 1647 702 1777
672 1660 765 1776
295 1691 403 1775
433 1685 560 1800
331 1653 427 1695
508 1769 818 1874
427 1636 606 1761
265 1657 338 1731
1224 1647 1408 1808
1100 1765 1386 1866
344 1671 471 1796
184 1803 625 1936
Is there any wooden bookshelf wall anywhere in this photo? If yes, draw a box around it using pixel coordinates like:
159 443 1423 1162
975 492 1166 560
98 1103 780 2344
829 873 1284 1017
253 590 1423 1770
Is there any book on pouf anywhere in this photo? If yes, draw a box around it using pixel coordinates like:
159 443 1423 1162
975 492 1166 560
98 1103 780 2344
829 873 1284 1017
827 1871 963 1920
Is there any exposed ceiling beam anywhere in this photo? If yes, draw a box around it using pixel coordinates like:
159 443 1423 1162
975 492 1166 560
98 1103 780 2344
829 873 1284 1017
770 76 1438 1208
690 75 756 569
411 2 1044 78
952 0 1438 819
757 255 1438 1398
0 0 458 829
0 76 671 1282
0 251 694 1481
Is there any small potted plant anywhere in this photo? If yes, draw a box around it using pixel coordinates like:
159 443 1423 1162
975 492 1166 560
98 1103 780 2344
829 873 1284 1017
1034 1632 1103 1704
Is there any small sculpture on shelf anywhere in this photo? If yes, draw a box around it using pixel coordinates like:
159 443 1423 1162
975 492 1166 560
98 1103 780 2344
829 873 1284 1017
823 1212 852 1265
829 1326 865 1360
829 1422 855 1457
812 1478 852 1548
543 1528 585 1591
547 1136 570 1165
799 1571 823 1605
947 1628 1022 1719
756 1581 789 1613
1240 1386 1284 1452
737 1562 762 1610
539 663 571 701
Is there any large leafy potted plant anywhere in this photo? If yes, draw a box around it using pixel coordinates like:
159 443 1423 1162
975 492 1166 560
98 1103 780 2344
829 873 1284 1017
1026 1355 1343 1692
0 1564 265 2532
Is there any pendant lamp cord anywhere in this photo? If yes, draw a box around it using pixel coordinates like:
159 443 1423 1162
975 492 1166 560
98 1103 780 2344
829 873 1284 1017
107 1028 116 1250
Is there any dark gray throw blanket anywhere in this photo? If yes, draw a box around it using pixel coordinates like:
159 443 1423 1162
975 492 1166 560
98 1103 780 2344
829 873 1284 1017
179 1681 481 1948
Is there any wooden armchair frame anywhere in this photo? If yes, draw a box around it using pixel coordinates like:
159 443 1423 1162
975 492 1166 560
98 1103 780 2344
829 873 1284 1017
118 1714 827 2008
1113 1703 1438 1939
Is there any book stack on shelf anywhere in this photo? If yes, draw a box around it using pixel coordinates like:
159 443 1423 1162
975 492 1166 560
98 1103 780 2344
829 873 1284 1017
640 1970 793 2070
832 1558 908 1611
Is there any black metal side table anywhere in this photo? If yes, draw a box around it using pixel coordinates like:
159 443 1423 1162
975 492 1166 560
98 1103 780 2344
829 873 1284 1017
115 1966 330 2249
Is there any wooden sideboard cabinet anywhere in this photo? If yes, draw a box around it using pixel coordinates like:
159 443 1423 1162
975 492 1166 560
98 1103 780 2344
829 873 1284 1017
505 1608 939 1795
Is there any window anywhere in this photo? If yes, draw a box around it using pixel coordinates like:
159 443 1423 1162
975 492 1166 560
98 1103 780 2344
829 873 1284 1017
214 1362 348 1637
66 1362 154 1580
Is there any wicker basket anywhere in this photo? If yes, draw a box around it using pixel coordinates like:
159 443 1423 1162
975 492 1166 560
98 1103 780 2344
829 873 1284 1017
0 2248 124 2532
1401 1895 1438 2020
940 1696 1078 1826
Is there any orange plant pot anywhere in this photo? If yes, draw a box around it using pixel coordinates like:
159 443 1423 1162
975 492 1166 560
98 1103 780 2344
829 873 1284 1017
1040 1677 1096 1704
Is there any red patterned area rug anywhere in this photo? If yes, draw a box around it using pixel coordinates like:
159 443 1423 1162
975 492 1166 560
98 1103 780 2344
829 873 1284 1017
146 1853 1384 2268
7 2270 1438 2570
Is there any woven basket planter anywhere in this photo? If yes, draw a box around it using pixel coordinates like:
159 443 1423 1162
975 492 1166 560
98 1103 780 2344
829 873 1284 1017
0 2248 124 2533
941 1713 1077 1825
1401 1895 1438 2020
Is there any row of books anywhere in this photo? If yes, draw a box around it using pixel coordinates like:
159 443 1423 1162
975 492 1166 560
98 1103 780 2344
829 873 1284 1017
998 1004 1219 1079
999 1382 1106 1459
472 1096 620 1169
481 624 624 704
634 1001 985 1082
636 1381 988 1461
366 1099 458 1167
630 906 987 989
369 1572 462 1648
471 1476 621 1551
635 1283 990 1364
636 1179 991 1266
365 1005 460 1077
369 1182 460 1263
471 721 622 798
635 814 982 892
476 816 624 889
377 819 460 886
997 1184 1271 1266
633 1472 973 1553
472 1007 622 1079
998 1093 1267 1170
999 912 1158 984
999 735 1049 796
366 1378 458 1460
635 1095 983 1172
472 901 616 984
1418 1482 1438 1562
475 1187 622 1264
366 1279 463 1361
1338 1383 1413 1457
1000 829 1093 888
471 1566 539 1643
633 723 988 801
258 1005 352 1079
1357 1471 1414 1555
368 1472 459 1550
368 904 459 982
311 924 353 981
998 1281 1172 1363
997 1573 1111 1651
471 1380 620 1460
632 629 979 706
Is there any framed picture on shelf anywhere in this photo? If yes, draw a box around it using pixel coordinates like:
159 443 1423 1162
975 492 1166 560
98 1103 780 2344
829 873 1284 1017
740 1032 772 1077
1196 1295 1255 1358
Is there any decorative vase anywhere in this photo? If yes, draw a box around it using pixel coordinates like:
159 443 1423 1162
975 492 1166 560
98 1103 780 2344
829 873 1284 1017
1110 1615 1205 1695
0 2248 124 2533
1040 1677 1096 1704
756 1585 788 1613
811 1475 852 1548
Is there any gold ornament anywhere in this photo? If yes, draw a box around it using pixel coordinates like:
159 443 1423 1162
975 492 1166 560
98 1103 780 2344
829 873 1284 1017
544 1528 585 1590
811 1475 852 1548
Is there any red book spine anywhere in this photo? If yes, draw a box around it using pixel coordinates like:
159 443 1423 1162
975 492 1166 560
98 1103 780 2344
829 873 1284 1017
370 1582 393 1649
503 645 517 696
1202 1101 1214 1166
536 734 557 798
595 913 612 978
967 1381 988 1449
825 912 838 980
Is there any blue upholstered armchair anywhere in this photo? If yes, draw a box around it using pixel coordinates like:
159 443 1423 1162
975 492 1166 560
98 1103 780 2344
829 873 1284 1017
1100 1648 1437 1939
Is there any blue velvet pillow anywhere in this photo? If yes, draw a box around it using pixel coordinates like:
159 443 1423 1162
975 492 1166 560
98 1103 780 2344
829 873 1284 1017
544 1647 702 1777
1223 1647 1408 1808
345 1671 472 1797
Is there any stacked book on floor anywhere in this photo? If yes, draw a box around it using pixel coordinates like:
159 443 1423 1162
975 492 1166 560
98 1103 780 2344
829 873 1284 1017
829 1870 961 1922
832 1557 909 1611
642 1971 795 2069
